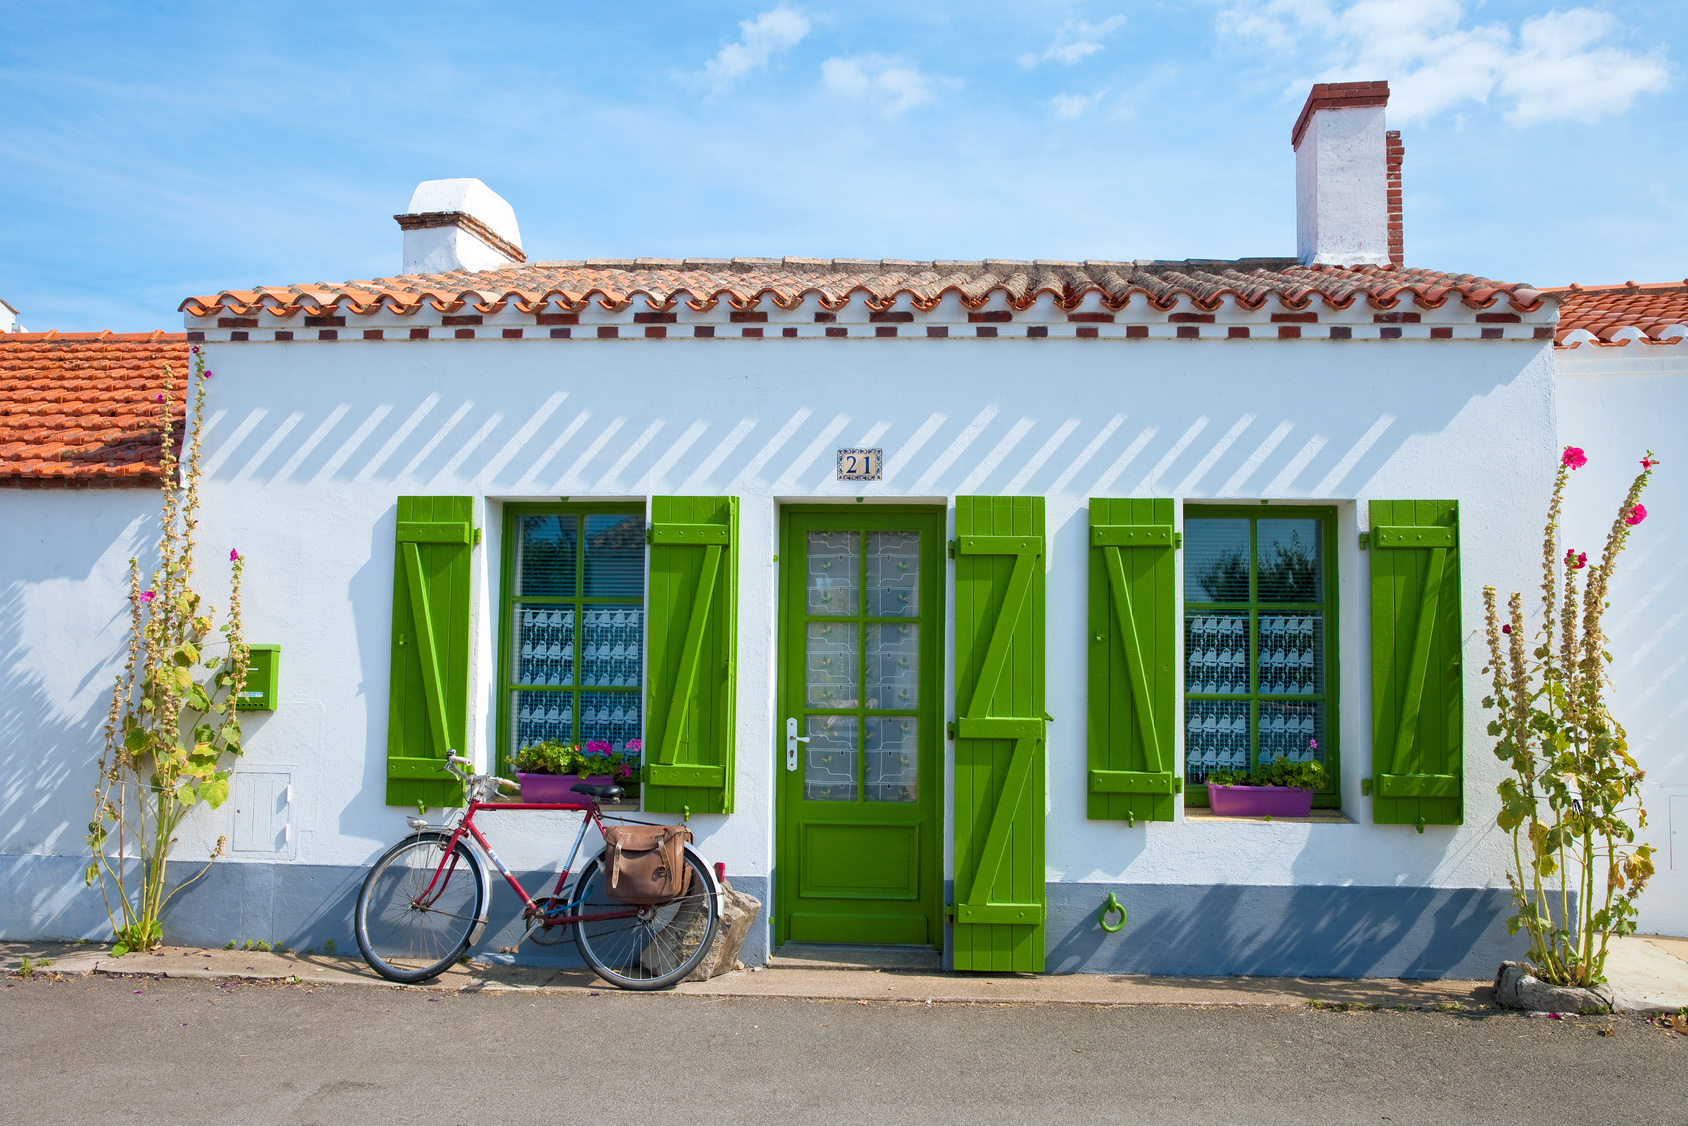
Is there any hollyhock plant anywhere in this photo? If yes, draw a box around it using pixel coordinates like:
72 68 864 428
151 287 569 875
229 548 240 562
1481 447 1658 987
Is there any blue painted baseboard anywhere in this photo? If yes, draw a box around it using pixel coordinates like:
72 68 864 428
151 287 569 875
1 854 770 968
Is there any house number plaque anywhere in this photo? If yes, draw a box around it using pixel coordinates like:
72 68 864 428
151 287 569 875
836 448 882 481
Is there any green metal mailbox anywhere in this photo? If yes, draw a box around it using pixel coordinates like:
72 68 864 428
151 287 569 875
237 644 280 710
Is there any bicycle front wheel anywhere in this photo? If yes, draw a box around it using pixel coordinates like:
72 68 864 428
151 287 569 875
356 831 486 984
573 849 719 990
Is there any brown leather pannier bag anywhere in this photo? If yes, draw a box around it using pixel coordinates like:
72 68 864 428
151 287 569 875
600 825 693 904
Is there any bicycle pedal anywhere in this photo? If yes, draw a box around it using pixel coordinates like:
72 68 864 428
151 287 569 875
497 945 520 954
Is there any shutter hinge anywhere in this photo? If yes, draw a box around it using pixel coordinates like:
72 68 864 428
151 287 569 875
473 527 483 545
946 721 956 741
947 539 957 559
645 526 654 544
1361 778 1372 796
1359 532 1370 550
1174 532 1183 548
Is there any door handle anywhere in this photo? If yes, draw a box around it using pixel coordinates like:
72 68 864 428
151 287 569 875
785 717 810 771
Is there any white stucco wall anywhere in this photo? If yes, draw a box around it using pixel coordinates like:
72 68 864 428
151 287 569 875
1555 340 1688 936
0 333 1568 906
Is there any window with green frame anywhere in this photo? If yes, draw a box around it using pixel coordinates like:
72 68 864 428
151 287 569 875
1182 505 1339 807
498 504 647 773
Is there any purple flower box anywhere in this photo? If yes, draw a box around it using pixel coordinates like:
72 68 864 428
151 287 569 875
1206 783 1315 818
517 773 616 803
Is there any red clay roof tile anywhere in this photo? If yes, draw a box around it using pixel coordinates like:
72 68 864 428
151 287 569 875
1542 281 1688 346
0 332 189 485
180 259 1546 321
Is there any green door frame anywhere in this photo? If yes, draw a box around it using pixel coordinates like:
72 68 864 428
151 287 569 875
775 504 947 949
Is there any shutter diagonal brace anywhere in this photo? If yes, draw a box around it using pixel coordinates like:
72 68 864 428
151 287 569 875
1103 544 1164 774
1389 545 1446 780
656 543 722 768
402 542 451 763
957 547 1043 918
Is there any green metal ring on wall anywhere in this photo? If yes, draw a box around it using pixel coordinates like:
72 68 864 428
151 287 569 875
1098 891 1126 933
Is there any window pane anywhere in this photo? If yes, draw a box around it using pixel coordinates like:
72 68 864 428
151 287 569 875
865 716 918 803
1184 698 1252 784
866 530 920 617
580 607 643 687
1257 612 1323 696
807 531 859 616
865 622 919 710
512 690 573 758
1257 519 1321 602
805 621 859 709
1185 518 1250 602
1183 610 1251 695
516 515 577 597
1259 700 1324 766
805 715 858 801
583 514 645 597
579 691 641 755
513 605 574 686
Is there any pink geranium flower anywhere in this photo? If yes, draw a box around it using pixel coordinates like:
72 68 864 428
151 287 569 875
1562 447 1587 470
1625 505 1647 526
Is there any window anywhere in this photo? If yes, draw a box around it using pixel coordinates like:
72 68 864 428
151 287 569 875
498 504 646 772
1182 506 1338 806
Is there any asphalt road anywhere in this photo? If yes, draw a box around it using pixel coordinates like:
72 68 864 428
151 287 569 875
3 975 1683 1125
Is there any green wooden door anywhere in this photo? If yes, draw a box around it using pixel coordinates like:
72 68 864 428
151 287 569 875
1369 500 1463 828
776 506 945 947
386 496 474 808
952 497 1045 972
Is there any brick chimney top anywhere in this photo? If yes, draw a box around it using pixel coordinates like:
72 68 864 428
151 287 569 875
1292 81 1391 150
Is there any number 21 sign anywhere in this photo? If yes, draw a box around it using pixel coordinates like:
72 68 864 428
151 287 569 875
836 448 883 481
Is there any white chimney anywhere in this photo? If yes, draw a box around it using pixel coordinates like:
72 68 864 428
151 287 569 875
395 179 525 275
0 297 20 333
1293 82 1401 268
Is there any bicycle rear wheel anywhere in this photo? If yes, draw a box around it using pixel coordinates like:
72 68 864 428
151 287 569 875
573 849 719 990
356 831 486 984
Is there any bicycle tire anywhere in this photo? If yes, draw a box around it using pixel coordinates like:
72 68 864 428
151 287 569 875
573 849 720 990
356 831 487 984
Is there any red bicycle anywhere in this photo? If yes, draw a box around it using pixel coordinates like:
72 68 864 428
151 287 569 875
355 754 720 989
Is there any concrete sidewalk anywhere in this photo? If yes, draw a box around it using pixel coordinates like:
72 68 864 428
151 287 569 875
7 934 1685 1011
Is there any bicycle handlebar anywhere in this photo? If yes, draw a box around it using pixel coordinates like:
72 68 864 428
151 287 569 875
443 752 521 801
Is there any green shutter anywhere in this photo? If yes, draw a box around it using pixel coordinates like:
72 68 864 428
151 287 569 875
1086 499 1179 821
386 496 474 807
1369 500 1463 827
644 496 738 814
952 497 1045 971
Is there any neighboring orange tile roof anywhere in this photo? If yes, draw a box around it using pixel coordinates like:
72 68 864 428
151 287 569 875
0 332 189 485
1542 281 1688 346
180 259 1545 319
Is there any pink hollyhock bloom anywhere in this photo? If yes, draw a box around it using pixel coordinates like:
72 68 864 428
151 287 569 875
229 548 240 562
1626 504 1647 526
1641 457 1656 470
140 590 156 603
155 393 164 403
190 345 200 355
1562 447 1587 470
1501 623 1511 634
203 370 213 378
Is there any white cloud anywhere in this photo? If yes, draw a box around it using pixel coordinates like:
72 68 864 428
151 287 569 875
822 55 935 115
704 7 811 88
1020 16 1126 67
1219 0 1669 125
1052 91 1107 120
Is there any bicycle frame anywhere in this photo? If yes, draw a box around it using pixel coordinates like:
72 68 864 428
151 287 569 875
412 797 642 935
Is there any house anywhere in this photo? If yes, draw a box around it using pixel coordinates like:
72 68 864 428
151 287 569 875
3 83 1679 972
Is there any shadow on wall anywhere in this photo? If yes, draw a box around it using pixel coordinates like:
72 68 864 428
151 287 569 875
1045 882 1531 978
192 353 1518 501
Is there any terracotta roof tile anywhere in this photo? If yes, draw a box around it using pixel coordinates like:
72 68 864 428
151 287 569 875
0 332 189 485
181 259 1545 320
1542 281 1688 346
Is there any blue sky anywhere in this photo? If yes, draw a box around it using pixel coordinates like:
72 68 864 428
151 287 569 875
2 1 1682 332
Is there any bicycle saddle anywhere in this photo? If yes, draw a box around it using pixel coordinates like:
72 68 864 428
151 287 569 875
570 781 624 802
